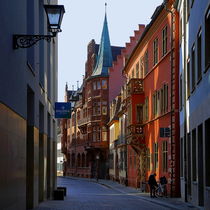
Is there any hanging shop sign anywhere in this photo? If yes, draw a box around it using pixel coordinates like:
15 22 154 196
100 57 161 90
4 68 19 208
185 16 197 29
55 102 71 118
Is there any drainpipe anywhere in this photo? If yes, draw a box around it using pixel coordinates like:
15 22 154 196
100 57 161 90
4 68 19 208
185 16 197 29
164 0 174 198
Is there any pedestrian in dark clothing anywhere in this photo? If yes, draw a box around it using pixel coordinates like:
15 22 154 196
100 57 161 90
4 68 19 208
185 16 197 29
160 176 167 197
148 173 158 198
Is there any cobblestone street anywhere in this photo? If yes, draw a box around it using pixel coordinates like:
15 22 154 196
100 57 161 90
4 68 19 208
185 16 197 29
34 177 200 210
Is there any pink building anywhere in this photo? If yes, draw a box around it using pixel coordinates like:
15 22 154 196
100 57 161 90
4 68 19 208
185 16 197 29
109 24 145 103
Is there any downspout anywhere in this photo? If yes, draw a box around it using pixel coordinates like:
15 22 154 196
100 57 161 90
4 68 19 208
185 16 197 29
164 0 174 198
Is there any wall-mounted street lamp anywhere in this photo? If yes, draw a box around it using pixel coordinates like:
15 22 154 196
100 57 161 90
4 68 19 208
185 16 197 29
96 154 100 160
13 4 65 49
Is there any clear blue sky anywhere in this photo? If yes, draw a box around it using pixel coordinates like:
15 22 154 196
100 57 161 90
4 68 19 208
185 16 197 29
58 0 163 102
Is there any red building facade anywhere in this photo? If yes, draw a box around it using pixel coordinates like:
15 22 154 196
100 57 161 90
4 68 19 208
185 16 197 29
122 1 180 196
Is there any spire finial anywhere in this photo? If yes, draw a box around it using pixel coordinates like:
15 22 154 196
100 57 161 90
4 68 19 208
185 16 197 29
105 2 107 14
65 82 68 91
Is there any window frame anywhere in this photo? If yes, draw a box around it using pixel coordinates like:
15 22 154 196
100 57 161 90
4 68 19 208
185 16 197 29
162 26 168 56
153 38 158 66
205 6 210 71
197 29 202 82
101 79 107 89
144 51 149 76
154 143 158 169
191 44 196 92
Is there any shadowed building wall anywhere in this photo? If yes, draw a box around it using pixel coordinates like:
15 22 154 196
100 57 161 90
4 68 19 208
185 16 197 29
0 0 58 209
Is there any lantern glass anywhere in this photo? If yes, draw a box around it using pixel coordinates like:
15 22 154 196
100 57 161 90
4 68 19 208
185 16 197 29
44 5 65 32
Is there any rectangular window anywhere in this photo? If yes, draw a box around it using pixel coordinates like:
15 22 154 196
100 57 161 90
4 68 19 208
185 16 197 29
192 128 197 181
166 85 168 112
187 133 192 195
93 126 97 142
97 81 101 89
162 141 168 172
136 105 143 124
146 148 150 170
144 97 149 121
93 102 100 115
157 91 160 116
140 57 144 78
205 118 210 186
154 92 157 117
102 131 107 141
154 143 158 169
102 106 107 115
161 88 164 114
152 93 155 117
197 31 202 81
205 7 210 69
144 51 149 75
191 45 196 91
153 38 158 65
101 80 107 89
162 26 167 56
197 124 204 205
161 84 168 114
187 60 191 97
136 62 139 78
152 91 159 117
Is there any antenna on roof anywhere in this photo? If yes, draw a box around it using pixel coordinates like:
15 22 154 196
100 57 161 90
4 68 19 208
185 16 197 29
65 82 68 91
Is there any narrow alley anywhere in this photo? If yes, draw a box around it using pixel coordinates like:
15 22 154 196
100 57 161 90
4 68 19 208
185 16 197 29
34 177 199 210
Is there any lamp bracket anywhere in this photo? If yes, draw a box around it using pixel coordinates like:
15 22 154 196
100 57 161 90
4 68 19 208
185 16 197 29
13 34 55 49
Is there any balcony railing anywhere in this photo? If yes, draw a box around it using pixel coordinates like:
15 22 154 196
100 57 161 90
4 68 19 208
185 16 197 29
127 124 144 136
127 78 143 95
126 124 145 151
78 116 91 126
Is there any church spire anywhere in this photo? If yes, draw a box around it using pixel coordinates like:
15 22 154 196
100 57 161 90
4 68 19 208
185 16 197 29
91 3 113 77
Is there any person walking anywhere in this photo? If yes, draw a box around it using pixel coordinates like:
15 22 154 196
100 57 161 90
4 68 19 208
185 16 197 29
148 173 158 198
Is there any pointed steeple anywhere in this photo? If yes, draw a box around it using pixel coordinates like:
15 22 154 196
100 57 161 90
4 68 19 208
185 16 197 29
91 4 113 77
